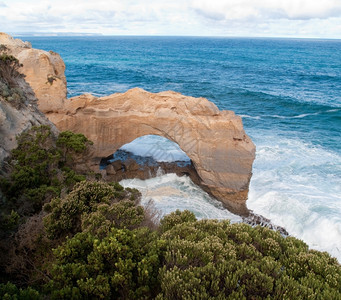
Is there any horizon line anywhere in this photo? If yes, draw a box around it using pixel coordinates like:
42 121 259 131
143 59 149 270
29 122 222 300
9 32 341 41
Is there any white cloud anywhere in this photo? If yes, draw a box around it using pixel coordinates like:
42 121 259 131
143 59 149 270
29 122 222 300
0 0 340 38
0 0 194 35
190 0 341 38
192 0 341 21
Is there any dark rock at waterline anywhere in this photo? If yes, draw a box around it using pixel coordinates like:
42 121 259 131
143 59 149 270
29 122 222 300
101 149 202 186
242 213 289 236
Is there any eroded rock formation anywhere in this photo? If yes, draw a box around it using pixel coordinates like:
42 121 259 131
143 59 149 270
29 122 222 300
0 99 58 173
47 89 256 213
1 33 256 213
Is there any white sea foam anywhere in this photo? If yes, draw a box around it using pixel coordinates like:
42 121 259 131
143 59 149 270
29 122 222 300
241 111 326 120
120 173 242 223
248 134 341 262
267 112 321 119
240 114 262 120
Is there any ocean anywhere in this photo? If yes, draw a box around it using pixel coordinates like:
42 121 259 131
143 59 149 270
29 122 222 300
24 36 341 261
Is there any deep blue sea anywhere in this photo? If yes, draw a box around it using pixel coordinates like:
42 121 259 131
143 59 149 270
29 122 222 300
24 36 341 261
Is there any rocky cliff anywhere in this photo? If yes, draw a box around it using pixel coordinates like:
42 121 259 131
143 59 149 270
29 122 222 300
0 33 66 113
0 33 58 171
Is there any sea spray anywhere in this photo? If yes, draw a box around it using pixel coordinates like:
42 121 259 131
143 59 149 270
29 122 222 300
248 133 341 262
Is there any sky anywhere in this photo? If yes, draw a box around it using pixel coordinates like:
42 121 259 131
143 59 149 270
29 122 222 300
0 0 341 38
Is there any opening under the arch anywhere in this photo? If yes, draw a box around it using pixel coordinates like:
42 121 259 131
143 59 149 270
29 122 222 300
100 135 199 183
121 135 190 163
101 135 242 222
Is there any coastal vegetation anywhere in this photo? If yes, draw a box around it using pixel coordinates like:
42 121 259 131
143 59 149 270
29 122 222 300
0 126 340 299
0 44 26 109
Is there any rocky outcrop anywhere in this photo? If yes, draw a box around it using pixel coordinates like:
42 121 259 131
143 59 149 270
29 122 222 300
0 33 67 113
47 88 256 213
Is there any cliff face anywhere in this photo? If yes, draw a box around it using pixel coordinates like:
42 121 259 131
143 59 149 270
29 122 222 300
0 33 256 212
0 33 59 171
0 33 66 113
0 99 56 172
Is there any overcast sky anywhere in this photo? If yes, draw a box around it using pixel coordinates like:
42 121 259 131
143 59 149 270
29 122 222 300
1 0 341 38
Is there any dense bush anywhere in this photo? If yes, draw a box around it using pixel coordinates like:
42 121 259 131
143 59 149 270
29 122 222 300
43 180 142 239
0 125 92 217
57 130 93 165
41 208 341 299
42 181 159 299
157 212 341 299
0 126 95 285
46 228 162 299
0 282 40 299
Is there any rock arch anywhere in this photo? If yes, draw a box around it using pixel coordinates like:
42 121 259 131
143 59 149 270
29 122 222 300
0 33 255 214
47 88 255 214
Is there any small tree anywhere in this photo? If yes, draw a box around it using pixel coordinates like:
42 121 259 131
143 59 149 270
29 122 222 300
56 131 93 164
0 44 24 88
43 180 142 240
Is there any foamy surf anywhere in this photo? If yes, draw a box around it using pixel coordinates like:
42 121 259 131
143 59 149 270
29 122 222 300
248 134 341 262
120 173 242 223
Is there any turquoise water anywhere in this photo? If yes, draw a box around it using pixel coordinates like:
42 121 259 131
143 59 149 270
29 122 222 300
25 36 341 260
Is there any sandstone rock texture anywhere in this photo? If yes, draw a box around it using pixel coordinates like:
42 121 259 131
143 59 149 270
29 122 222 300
47 88 256 213
0 32 67 113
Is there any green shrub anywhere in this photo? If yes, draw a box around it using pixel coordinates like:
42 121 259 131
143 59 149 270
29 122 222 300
0 282 40 300
43 181 143 239
0 210 20 232
0 126 95 215
46 228 161 299
56 131 93 168
159 209 197 233
57 130 93 153
0 47 25 108
157 211 341 299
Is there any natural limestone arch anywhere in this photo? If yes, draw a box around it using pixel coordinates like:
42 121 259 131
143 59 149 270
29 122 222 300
0 33 256 214
47 88 256 214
